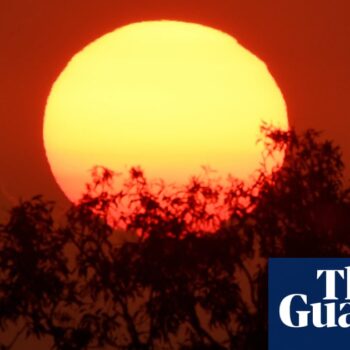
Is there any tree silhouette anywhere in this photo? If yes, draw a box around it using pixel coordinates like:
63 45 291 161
1 127 349 349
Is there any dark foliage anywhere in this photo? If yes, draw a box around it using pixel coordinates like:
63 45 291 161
1 127 350 349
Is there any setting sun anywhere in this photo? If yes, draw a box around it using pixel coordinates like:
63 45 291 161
43 20 288 202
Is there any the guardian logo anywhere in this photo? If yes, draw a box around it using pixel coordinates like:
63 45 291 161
280 267 350 328
269 258 350 350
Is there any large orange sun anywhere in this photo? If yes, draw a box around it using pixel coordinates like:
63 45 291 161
44 20 288 203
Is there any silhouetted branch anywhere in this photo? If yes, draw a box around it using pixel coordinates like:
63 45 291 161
0 126 349 349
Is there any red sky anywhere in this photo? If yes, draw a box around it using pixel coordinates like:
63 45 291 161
0 0 349 208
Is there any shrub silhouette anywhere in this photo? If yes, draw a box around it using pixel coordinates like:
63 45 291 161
1 127 350 349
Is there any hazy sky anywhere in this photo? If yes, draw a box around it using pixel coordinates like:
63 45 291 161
1 0 349 207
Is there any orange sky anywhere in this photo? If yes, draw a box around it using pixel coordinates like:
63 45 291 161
0 0 349 207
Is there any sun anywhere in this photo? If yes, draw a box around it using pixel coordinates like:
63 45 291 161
43 20 288 203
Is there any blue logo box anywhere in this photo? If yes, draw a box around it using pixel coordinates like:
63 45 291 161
269 258 350 350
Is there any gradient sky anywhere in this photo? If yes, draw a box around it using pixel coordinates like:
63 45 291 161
1 0 349 208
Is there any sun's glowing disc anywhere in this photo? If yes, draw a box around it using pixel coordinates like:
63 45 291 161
44 20 288 203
